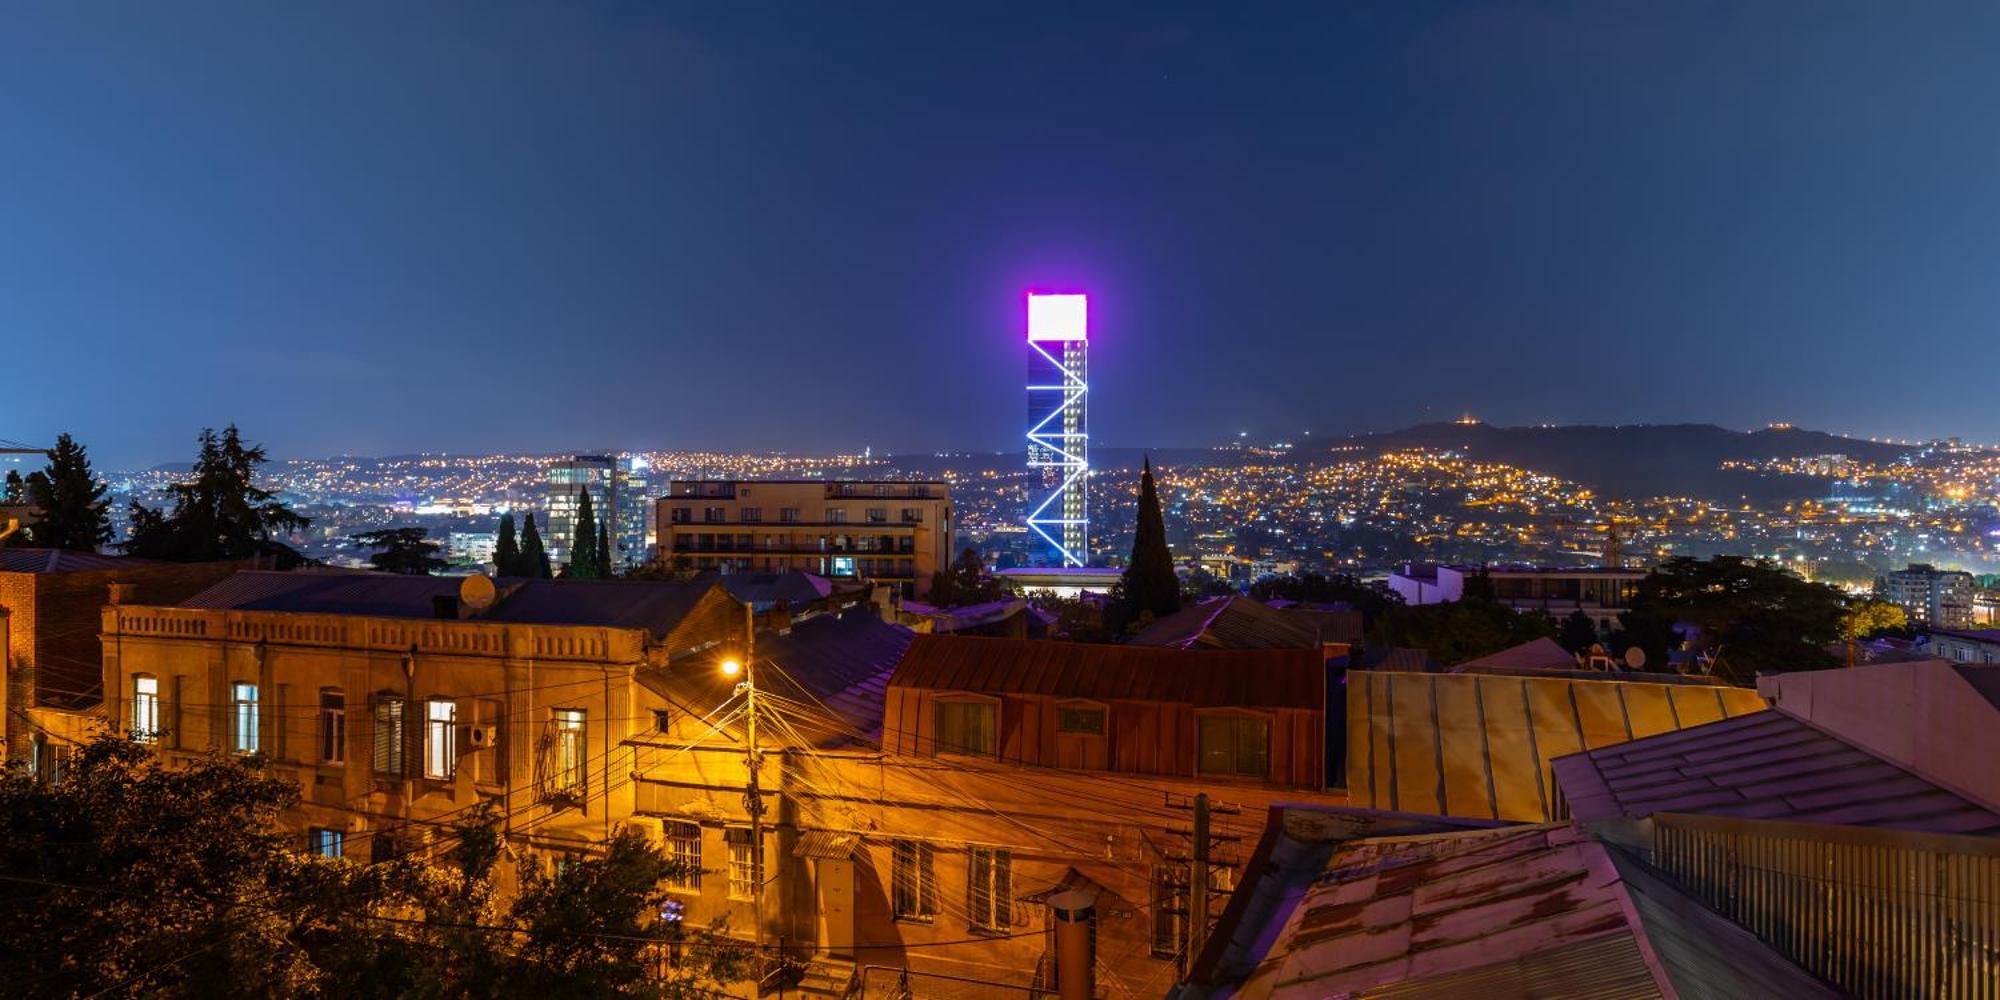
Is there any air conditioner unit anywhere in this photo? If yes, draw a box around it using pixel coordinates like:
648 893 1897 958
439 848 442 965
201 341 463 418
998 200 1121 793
463 725 497 749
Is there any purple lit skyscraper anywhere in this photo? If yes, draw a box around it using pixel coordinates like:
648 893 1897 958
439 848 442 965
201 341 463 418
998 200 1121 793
1026 293 1089 566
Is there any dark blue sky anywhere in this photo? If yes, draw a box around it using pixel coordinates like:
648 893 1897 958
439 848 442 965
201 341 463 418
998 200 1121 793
8 2 1999 468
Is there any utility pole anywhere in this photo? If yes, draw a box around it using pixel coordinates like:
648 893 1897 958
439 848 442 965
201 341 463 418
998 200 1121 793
1189 793 1210 967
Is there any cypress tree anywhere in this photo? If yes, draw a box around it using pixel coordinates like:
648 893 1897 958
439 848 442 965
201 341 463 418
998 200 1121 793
520 512 552 579
25 433 112 552
3 470 22 503
569 490 599 579
493 513 520 576
596 520 613 578
1115 458 1181 630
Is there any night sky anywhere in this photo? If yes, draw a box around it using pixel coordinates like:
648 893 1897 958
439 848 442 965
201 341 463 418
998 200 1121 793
8 2 2000 468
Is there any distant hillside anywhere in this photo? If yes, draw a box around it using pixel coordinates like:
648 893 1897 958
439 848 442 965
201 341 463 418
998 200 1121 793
1337 422 1912 500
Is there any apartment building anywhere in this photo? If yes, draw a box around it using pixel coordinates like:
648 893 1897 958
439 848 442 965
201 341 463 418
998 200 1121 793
657 481 952 599
1388 563 1644 628
1881 562 1977 630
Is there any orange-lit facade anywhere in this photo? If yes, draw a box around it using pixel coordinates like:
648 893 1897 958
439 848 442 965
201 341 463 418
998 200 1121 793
656 481 952 598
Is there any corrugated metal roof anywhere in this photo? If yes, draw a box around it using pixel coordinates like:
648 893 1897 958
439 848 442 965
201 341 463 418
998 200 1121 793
1129 596 1322 650
889 634 1323 710
0 548 160 574
793 829 860 859
1551 710 2000 835
176 570 726 639
1236 823 1839 999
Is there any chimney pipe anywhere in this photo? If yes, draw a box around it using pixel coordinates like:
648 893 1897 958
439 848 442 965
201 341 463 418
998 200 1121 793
1050 888 1096 1000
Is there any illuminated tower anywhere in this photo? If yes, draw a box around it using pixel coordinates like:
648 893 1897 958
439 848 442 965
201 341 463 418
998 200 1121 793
1026 292 1089 566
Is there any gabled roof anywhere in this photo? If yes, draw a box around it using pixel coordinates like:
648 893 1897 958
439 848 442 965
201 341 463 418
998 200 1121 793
0 547 160 574
889 634 1323 710
1224 823 1837 999
177 570 729 641
1129 596 1321 650
1449 636 1577 674
706 570 834 610
1552 710 2000 836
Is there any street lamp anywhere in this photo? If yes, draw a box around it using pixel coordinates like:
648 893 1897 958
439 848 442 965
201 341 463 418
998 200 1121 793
722 648 764 992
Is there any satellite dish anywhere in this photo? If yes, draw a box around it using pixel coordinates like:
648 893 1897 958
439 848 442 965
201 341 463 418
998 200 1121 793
460 574 497 611
1624 646 1647 670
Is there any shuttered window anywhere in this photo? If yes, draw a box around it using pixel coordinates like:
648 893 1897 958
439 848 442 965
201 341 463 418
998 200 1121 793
373 697 406 775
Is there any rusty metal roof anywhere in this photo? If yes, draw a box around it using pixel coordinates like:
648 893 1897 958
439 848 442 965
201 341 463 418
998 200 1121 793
888 634 1324 710
1551 710 2000 836
1231 823 1839 999
1129 596 1323 650
792 829 860 860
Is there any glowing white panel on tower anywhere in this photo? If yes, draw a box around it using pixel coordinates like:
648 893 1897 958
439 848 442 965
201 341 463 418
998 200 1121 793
1028 293 1088 342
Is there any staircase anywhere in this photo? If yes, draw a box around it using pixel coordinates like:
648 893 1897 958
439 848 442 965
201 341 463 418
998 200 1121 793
791 955 858 998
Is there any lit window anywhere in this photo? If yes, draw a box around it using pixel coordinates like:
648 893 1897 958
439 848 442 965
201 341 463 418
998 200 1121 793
373 697 406 776
231 683 260 754
132 675 160 742
935 700 996 756
967 847 1011 930
425 700 457 780
1197 715 1270 778
552 709 586 795
727 826 761 900
319 689 345 764
665 821 701 890
311 827 345 859
891 840 936 922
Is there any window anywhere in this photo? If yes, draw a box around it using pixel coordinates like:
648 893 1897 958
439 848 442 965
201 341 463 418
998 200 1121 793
891 840 937 922
231 683 260 754
900 507 924 523
934 700 996 756
425 700 457 780
552 709 586 794
967 847 1011 930
779 507 800 523
1056 706 1105 735
132 675 160 742
319 689 346 763
825 508 848 524
740 507 762 522
1197 715 1270 778
726 827 761 900
652 709 673 734
665 821 702 890
865 507 888 523
703 506 727 523
671 506 691 523
373 697 406 776
311 827 345 859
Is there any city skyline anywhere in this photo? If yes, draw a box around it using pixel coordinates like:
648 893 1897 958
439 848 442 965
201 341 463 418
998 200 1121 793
13 3 2000 468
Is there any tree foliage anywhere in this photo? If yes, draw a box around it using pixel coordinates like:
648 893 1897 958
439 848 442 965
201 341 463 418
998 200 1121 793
0 735 741 998
568 491 601 579
1368 596 1556 666
2 469 22 503
518 513 552 579
1112 459 1180 632
1558 609 1600 654
1840 597 1908 667
124 426 310 564
1248 572 1402 624
1623 555 1844 683
596 520 613 578
926 548 1011 607
353 527 447 576
24 432 112 551
493 513 521 576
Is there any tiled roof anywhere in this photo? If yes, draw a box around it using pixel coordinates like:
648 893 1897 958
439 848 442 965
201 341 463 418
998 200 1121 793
0 548 160 574
1234 823 1837 998
1129 596 1322 650
889 634 1323 710
1552 710 2000 836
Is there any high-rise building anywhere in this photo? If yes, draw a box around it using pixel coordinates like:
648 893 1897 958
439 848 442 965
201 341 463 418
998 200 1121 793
1025 292 1088 566
545 455 615 570
614 455 654 570
655 480 952 597
1881 563 1976 630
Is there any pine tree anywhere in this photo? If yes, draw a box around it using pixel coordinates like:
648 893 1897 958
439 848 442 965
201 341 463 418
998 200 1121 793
124 425 309 563
493 512 521 576
568 490 599 579
24 433 112 552
1114 458 1181 631
595 520 612 578
352 527 447 576
520 512 552 579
